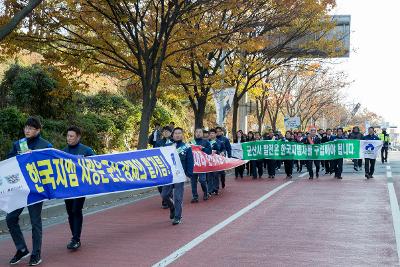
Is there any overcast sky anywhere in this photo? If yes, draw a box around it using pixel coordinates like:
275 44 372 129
332 0 400 127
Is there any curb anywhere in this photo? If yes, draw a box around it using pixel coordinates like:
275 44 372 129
0 188 157 233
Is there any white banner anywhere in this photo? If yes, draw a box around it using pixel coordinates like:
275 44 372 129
0 157 31 213
213 88 236 126
359 140 383 159
231 143 244 159
284 116 301 130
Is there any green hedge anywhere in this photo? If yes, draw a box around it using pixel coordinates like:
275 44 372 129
0 64 191 160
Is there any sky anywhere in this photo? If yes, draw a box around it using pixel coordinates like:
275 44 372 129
332 0 400 127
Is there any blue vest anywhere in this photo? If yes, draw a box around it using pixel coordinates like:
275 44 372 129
7 134 52 159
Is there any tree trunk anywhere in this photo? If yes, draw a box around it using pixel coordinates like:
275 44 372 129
137 81 157 149
194 108 205 129
256 99 264 134
271 117 277 132
137 99 156 149
194 95 207 129
257 120 263 134
0 0 43 41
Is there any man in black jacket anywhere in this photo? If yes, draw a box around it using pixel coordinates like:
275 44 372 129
331 128 347 179
190 128 212 202
216 127 231 188
321 128 334 174
154 126 173 208
155 126 173 148
303 128 321 179
161 127 194 225
62 126 95 250
6 117 52 266
264 131 276 178
208 129 225 195
148 123 162 147
348 126 364 171
251 132 264 179
363 127 380 178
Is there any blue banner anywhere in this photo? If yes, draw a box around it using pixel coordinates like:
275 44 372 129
0 146 186 213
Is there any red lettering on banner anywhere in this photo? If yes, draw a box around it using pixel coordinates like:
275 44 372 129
190 145 246 173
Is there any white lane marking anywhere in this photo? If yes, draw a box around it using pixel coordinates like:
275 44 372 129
387 166 393 179
299 172 308 178
387 183 400 264
152 181 294 267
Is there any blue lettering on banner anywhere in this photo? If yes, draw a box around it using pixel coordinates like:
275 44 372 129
17 149 174 205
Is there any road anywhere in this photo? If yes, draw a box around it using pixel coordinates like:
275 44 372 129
0 153 399 266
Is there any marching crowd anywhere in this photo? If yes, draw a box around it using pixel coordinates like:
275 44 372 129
234 126 390 181
2 116 391 266
149 124 391 236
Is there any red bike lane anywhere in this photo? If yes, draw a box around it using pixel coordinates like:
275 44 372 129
0 176 290 267
0 172 398 266
172 174 399 267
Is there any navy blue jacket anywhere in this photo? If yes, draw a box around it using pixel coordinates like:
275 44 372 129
217 135 231 157
191 138 212 155
331 135 347 141
348 132 363 140
148 129 162 147
362 134 380 140
281 137 295 143
63 143 95 156
7 134 53 159
302 135 321 144
175 141 194 179
321 135 335 143
154 138 173 148
264 136 275 141
209 139 224 155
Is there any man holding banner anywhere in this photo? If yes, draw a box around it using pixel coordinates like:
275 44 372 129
208 129 225 195
264 131 276 179
6 117 52 266
362 127 380 179
161 127 194 225
349 126 364 171
303 128 321 179
62 126 95 250
155 126 173 209
331 128 347 179
321 129 334 175
282 131 295 179
216 127 231 189
190 128 212 202
251 132 264 179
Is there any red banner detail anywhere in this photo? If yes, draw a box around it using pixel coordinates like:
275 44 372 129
191 145 247 173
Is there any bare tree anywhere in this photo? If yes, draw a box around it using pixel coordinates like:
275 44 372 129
284 67 348 130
